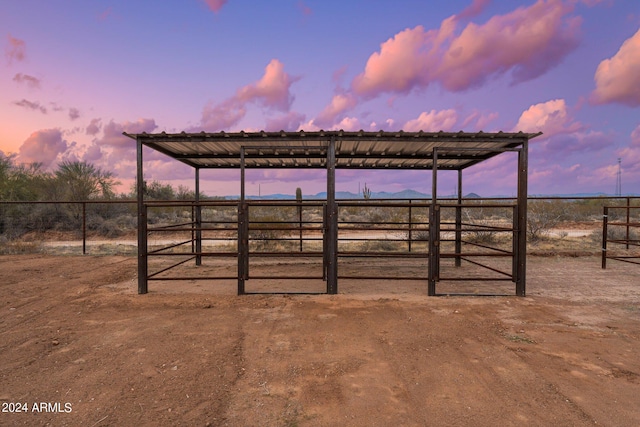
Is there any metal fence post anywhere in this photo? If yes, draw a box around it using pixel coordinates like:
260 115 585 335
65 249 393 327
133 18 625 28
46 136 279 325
82 202 87 255
408 200 413 252
602 206 608 269
238 202 248 295
626 197 630 250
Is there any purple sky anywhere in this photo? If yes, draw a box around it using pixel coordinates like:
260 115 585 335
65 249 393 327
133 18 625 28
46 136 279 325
1 0 639 196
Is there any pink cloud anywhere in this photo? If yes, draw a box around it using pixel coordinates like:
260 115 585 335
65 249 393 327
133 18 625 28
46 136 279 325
13 73 41 89
17 129 68 169
403 109 458 132
331 117 362 131
200 98 246 131
631 124 640 147
591 28 640 106
514 99 582 138
98 7 113 21
461 110 499 130
297 1 312 16
202 0 228 13
69 108 80 121
541 130 614 156
438 1 581 90
352 0 581 98
86 118 102 136
199 59 298 131
315 93 358 128
352 25 433 98
456 0 491 21
83 118 158 176
237 59 299 110
265 112 306 131
5 34 26 64
13 99 47 114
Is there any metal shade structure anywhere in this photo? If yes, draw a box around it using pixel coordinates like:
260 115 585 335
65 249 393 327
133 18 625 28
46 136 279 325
125 130 541 296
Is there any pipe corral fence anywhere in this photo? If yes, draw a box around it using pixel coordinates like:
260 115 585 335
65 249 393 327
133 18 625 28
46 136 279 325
602 203 640 268
138 198 522 296
2 196 638 294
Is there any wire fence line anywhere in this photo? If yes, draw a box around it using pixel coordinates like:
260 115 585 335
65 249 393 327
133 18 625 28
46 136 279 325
1 196 638 255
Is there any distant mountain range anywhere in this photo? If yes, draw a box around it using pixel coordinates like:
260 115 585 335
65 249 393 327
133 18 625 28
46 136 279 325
225 190 637 200
230 189 478 200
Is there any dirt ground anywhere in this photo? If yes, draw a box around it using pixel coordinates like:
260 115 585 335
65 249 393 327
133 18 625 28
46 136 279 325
1 254 640 426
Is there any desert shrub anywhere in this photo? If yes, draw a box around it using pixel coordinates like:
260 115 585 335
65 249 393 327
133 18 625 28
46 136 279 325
86 215 123 238
527 200 569 242
464 224 499 244
359 239 402 252
591 226 639 243
0 236 42 254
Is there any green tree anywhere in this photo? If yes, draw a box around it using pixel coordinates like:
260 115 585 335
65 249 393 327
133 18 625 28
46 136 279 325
0 155 49 201
54 161 119 221
55 160 118 201
143 180 176 200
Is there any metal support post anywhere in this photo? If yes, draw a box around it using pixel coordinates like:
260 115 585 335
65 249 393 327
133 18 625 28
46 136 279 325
516 143 528 296
136 138 148 294
195 168 202 266
326 137 338 294
428 148 438 296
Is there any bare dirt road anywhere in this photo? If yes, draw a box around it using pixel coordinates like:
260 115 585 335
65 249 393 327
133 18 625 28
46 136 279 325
1 254 639 426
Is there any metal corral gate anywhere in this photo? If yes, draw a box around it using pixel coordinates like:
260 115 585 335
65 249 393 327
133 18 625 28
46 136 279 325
139 198 523 296
602 203 640 268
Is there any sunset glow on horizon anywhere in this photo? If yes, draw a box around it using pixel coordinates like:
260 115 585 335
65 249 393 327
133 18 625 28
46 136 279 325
1 0 639 197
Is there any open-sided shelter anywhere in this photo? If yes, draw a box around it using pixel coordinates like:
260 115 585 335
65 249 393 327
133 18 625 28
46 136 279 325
125 130 541 296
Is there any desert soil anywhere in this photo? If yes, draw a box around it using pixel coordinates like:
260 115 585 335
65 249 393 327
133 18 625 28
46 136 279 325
1 254 640 426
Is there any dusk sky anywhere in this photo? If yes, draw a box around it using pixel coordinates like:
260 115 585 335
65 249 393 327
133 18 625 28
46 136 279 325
1 0 639 197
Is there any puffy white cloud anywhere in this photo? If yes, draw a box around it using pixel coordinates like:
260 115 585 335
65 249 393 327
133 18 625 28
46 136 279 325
200 98 246 131
461 110 499 130
456 0 491 21
69 108 80 121
331 117 361 131
314 93 358 128
83 118 158 176
352 26 433 98
237 59 299 111
591 29 640 106
199 59 298 131
86 118 102 136
265 112 306 131
403 109 458 132
514 99 582 137
352 0 581 98
17 129 68 169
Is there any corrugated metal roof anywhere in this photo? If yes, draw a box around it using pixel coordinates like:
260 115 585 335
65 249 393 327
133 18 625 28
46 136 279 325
123 130 541 170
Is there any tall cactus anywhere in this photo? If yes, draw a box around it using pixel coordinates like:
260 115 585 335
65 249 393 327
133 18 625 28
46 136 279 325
363 183 371 200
